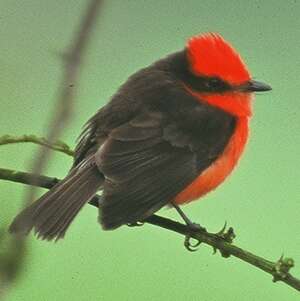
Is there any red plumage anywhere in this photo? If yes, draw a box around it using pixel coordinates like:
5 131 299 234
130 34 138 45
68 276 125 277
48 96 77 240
10 32 271 240
174 115 249 204
187 33 251 84
174 34 255 204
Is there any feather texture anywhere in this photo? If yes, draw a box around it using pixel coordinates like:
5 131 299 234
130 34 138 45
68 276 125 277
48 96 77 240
9 158 104 240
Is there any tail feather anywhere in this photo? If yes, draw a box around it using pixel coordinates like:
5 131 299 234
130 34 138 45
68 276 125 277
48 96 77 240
9 161 104 241
51 179 98 240
36 181 86 240
38 176 97 240
34 168 91 230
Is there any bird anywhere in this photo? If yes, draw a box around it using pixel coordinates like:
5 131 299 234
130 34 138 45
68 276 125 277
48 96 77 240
9 32 271 242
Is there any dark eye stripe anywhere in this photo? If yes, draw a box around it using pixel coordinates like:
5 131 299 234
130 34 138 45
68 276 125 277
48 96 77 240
167 50 232 93
207 77 231 91
182 72 231 93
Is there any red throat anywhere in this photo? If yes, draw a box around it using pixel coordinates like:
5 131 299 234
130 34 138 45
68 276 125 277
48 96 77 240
187 33 251 85
176 33 253 204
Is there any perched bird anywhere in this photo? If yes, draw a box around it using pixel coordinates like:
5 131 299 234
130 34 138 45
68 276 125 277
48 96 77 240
10 33 271 241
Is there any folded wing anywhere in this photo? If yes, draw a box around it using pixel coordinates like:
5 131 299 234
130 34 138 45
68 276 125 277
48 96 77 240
96 112 199 229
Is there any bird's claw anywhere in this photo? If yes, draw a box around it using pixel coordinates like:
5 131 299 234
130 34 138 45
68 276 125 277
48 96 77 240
214 221 235 243
216 221 227 236
183 223 206 252
212 221 236 257
184 234 202 252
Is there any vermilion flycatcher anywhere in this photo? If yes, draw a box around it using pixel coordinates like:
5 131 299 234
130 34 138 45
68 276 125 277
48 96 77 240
10 33 271 240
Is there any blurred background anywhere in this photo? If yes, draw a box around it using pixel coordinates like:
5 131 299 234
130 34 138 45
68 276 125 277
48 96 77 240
1 1 300 300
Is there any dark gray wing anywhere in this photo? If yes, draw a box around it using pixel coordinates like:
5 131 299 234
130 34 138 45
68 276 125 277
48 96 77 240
95 112 200 230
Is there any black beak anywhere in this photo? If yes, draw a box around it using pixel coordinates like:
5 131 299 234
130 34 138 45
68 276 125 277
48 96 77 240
240 80 272 92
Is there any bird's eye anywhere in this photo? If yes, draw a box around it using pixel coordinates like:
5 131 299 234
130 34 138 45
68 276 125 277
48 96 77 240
208 78 222 88
205 77 230 92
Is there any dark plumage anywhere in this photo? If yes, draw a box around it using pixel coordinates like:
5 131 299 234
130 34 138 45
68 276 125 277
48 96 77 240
10 32 271 240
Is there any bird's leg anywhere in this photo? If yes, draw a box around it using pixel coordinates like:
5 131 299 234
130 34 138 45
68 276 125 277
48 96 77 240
172 203 206 231
172 203 206 251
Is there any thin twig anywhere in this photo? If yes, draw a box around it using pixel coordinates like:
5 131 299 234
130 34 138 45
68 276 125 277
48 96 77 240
25 0 102 207
0 135 74 157
0 166 299 292
0 1 103 299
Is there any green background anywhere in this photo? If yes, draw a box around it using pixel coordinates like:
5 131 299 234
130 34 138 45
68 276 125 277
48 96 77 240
1 1 300 300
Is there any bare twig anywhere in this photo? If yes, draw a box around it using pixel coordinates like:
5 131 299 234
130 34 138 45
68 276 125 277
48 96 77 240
25 0 102 208
1 136 300 292
0 168 300 291
0 166 299 292
0 1 103 299
0 0 297 293
0 135 74 157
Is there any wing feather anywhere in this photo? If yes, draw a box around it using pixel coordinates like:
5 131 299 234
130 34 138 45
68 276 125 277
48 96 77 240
96 113 199 229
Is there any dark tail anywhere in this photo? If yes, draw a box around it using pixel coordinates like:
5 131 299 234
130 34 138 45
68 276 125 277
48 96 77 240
9 160 104 241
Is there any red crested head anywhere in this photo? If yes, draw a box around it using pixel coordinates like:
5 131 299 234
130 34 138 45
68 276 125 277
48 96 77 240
187 33 251 85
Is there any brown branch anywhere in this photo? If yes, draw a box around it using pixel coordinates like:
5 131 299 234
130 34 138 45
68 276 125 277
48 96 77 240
0 1 103 299
0 0 298 292
25 0 103 206
0 135 74 157
0 166 299 292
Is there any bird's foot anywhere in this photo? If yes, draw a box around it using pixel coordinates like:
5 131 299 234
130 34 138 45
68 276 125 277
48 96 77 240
212 222 236 257
172 203 207 251
184 222 207 252
214 221 235 243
